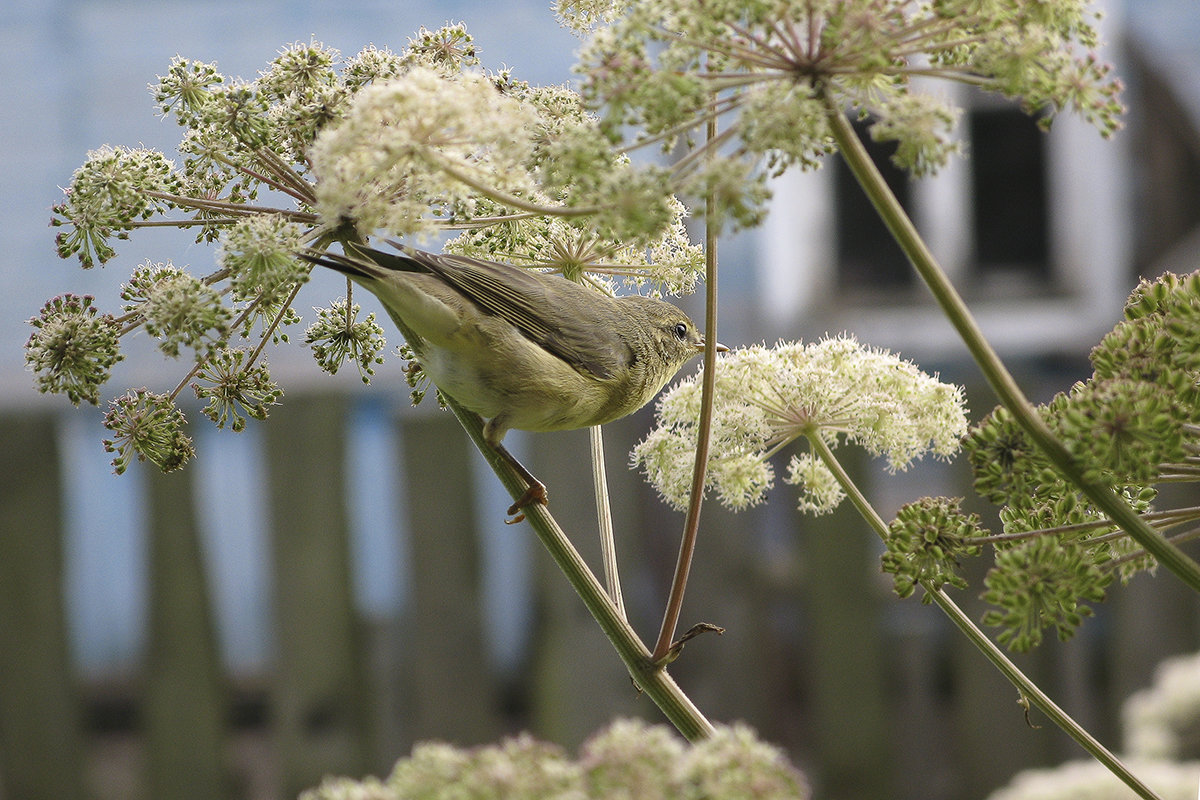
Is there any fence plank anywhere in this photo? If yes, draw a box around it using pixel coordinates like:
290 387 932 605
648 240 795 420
525 426 647 748
1109 481 1200 706
948 558 1055 798
143 467 229 800
0 412 86 800
266 395 371 797
795 450 893 800
397 411 502 746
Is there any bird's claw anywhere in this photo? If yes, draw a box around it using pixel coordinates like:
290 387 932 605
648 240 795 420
504 483 548 524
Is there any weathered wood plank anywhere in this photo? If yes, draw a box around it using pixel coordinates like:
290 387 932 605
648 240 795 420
396 411 502 746
144 466 229 800
266 396 371 797
0 413 86 800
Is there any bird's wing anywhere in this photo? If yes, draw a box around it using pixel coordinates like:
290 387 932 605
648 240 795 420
298 246 458 345
359 243 635 381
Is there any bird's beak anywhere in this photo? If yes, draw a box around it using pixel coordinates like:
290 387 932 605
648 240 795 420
695 340 729 353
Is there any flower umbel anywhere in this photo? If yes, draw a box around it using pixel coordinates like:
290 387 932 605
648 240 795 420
981 536 1112 651
52 146 180 268
882 497 987 602
299 718 808 799
192 347 282 432
26 295 123 406
44 25 712 481
443 196 703 297
121 261 231 358
304 298 387 383
102 390 195 474
221 214 309 304
783 452 845 515
632 335 968 514
309 66 540 239
962 269 1200 650
576 0 1124 227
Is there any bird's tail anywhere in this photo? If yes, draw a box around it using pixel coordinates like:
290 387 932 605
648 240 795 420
297 247 373 279
298 242 423 280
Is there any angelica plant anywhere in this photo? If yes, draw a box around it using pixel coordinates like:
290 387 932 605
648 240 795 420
33 27 703 476
304 299 386 383
25 294 123 406
30 23 718 751
557 0 1200 635
565 0 1123 227
557 4 1199 793
957 270 1200 651
27 4 1195 798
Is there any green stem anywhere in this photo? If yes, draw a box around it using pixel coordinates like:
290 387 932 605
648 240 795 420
975 505 1200 546
444 395 715 741
926 589 1162 800
431 159 604 218
252 146 317 204
129 217 246 228
142 190 318 223
824 103 1200 594
590 424 627 620
805 434 1163 800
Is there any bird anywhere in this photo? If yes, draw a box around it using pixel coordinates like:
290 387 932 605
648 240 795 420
301 241 722 519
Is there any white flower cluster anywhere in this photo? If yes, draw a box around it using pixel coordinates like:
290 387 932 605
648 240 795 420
632 335 968 514
554 0 629 33
310 67 539 240
986 758 1200 800
443 195 702 297
302 718 809 799
989 646 1200 800
1124 650 1200 760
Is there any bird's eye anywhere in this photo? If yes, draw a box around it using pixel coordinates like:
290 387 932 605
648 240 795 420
673 322 688 339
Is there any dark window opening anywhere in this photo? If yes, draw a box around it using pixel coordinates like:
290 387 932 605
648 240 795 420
834 119 915 294
969 108 1050 280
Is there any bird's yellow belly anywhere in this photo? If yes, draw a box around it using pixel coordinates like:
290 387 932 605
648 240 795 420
420 337 620 434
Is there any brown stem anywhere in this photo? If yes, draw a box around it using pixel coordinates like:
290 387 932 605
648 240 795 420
652 106 721 664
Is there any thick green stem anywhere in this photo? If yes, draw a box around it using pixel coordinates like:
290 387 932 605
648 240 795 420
824 104 1200 594
444 395 715 741
805 434 1162 800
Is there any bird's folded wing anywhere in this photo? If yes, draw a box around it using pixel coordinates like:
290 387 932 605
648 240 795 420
368 244 634 381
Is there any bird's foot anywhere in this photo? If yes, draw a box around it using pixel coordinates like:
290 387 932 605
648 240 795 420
505 482 548 525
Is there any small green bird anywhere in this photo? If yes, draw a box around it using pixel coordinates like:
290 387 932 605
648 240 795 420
303 242 721 517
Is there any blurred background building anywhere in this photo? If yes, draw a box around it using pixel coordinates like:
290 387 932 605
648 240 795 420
2 1 1199 799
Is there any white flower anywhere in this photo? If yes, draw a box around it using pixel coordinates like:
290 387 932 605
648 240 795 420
632 335 968 514
310 67 539 238
1123 650 1200 760
986 759 1200 800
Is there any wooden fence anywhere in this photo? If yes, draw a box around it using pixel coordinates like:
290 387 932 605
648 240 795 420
2 392 1199 800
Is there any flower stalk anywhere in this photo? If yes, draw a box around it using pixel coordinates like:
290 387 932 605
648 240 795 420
590 424 626 620
652 107 723 664
823 101 1200 596
805 432 1163 800
446 391 715 741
